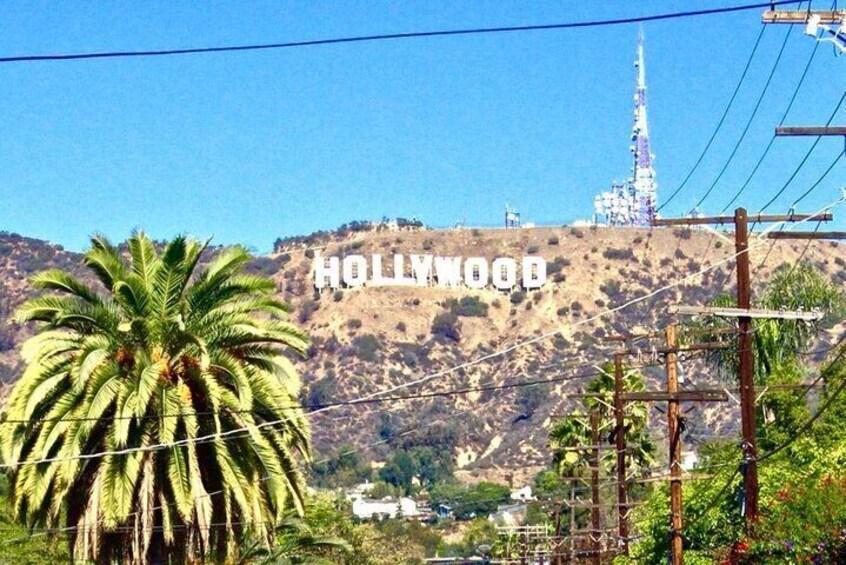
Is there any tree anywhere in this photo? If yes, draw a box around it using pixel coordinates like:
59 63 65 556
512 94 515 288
431 482 510 520
695 262 845 382
691 262 846 448
550 363 654 479
0 232 312 563
548 364 654 538
379 446 453 495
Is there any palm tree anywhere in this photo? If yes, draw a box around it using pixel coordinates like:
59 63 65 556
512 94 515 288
0 232 312 564
549 364 654 532
238 518 351 564
550 364 655 476
690 262 845 447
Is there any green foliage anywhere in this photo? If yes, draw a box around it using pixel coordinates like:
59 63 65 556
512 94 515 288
627 348 846 563
352 334 381 362
430 481 510 520
509 291 526 305
379 446 453 495
304 375 334 410
550 363 654 479
311 444 372 489
431 312 461 342
741 475 846 563
447 296 489 318
695 262 846 382
0 478 69 564
515 383 550 420
1 232 312 563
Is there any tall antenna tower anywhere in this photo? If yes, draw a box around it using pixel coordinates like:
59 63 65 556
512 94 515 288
594 30 658 226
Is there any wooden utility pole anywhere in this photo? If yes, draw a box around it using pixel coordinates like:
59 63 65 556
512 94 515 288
590 411 602 565
734 207 759 523
613 353 629 555
666 324 683 565
654 208 833 530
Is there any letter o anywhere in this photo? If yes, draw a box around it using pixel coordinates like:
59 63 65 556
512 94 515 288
492 258 517 291
464 257 488 289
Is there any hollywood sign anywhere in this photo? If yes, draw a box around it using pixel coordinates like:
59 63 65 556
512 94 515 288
313 253 547 291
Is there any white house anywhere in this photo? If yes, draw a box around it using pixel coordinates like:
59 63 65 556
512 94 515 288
681 450 700 472
351 497 419 520
510 485 536 502
488 503 527 526
344 480 376 502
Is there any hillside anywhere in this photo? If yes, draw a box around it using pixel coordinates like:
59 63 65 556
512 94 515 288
1 226 844 484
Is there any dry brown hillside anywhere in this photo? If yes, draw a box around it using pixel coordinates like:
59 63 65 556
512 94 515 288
1 226 844 482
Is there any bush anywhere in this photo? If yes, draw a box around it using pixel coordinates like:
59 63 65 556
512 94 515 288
527 245 540 254
422 239 434 251
431 312 461 342
352 334 381 362
396 321 407 332
298 299 318 323
332 290 343 302
304 376 333 409
510 291 526 305
347 318 362 330
599 279 623 298
448 296 489 318
603 248 636 261
516 384 549 419
547 236 559 245
547 256 571 274
556 306 569 316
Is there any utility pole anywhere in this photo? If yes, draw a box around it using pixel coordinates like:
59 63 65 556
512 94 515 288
613 353 629 555
762 9 846 57
654 208 833 530
590 411 602 565
734 207 759 524
666 324 683 565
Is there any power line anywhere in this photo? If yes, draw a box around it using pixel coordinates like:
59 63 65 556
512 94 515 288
694 23 795 210
758 90 846 212
3 195 842 470
719 5 824 213
656 24 769 213
0 359 675 425
0 2 799 65
790 151 844 207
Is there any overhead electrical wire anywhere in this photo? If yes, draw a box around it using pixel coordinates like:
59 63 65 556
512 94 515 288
655 24 769 214
3 194 843 471
0 2 799 65
720 19 824 213
0 358 680 425
758 90 846 212
693 23 795 210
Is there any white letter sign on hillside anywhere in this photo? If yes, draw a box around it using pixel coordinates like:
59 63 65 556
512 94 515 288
312 253 546 291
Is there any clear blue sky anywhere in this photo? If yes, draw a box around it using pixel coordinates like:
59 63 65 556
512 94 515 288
0 1 843 253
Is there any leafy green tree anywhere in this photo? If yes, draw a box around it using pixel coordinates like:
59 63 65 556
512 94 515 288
240 517 350 565
447 482 510 520
0 232 312 563
311 444 372 489
695 262 845 382
379 446 452 495
550 363 654 478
